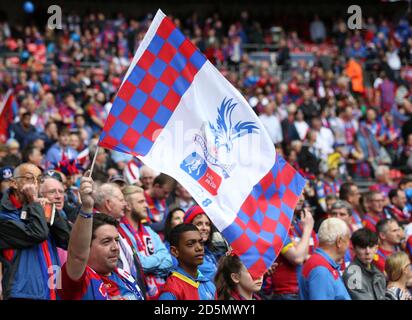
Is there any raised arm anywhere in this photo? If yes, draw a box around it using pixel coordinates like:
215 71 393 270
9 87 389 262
65 172 95 281
283 208 314 265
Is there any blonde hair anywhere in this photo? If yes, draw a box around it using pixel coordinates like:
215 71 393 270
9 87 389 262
122 185 144 202
385 252 410 282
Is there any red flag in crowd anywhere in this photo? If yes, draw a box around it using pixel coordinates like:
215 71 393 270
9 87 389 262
0 90 17 144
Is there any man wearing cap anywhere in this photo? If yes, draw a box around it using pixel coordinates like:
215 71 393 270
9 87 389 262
109 174 128 191
0 166 14 199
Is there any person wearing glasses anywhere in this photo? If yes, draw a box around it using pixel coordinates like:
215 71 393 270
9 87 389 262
0 163 71 300
39 177 67 220
362 191 385 233
385 252 412 300
39 176 73 266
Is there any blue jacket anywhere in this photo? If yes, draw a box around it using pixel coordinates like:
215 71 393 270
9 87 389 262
198 247 218 282
299 248 351 300
164 241 178 268
0 191 71 299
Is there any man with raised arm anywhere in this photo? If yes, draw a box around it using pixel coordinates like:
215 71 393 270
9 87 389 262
57 172 144 300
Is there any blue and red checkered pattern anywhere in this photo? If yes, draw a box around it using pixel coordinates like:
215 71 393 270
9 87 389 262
98 17 207 156
222 154 306 279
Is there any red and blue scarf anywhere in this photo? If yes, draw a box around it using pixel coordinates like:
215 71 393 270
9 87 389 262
119 217 165 300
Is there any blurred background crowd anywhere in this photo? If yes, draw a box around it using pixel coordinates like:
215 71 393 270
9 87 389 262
0 0 412 300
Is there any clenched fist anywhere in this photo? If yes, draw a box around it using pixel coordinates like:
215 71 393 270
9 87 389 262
79 171 95 212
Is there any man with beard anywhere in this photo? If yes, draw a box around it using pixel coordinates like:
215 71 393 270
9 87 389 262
120 185 172 299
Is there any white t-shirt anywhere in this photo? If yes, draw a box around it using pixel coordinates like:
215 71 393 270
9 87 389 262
259 113 283 144
315 127 335 157
294 120 309 140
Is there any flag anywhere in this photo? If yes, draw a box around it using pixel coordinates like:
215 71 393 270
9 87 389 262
0 90 18 144
124 157 143 185
98 9 306 278
76 147 90 168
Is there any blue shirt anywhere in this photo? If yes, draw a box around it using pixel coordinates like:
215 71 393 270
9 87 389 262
299 248 351 300
45 143 78 168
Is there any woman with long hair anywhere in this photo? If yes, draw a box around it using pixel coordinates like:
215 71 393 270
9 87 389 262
385 252 412 300
164 207 186 268
164 207 185 243
214 254 263 300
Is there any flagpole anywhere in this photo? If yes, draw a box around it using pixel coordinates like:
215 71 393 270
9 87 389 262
89 146 99 178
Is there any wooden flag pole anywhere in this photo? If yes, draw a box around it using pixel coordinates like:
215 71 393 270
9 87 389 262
89 146 100 178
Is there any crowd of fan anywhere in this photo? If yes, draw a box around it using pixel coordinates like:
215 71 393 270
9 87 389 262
0 9 412 300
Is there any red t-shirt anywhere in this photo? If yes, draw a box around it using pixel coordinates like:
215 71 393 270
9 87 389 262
362 214 381 233
58 263 143 300
373 247 393 273
267 225 318 295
